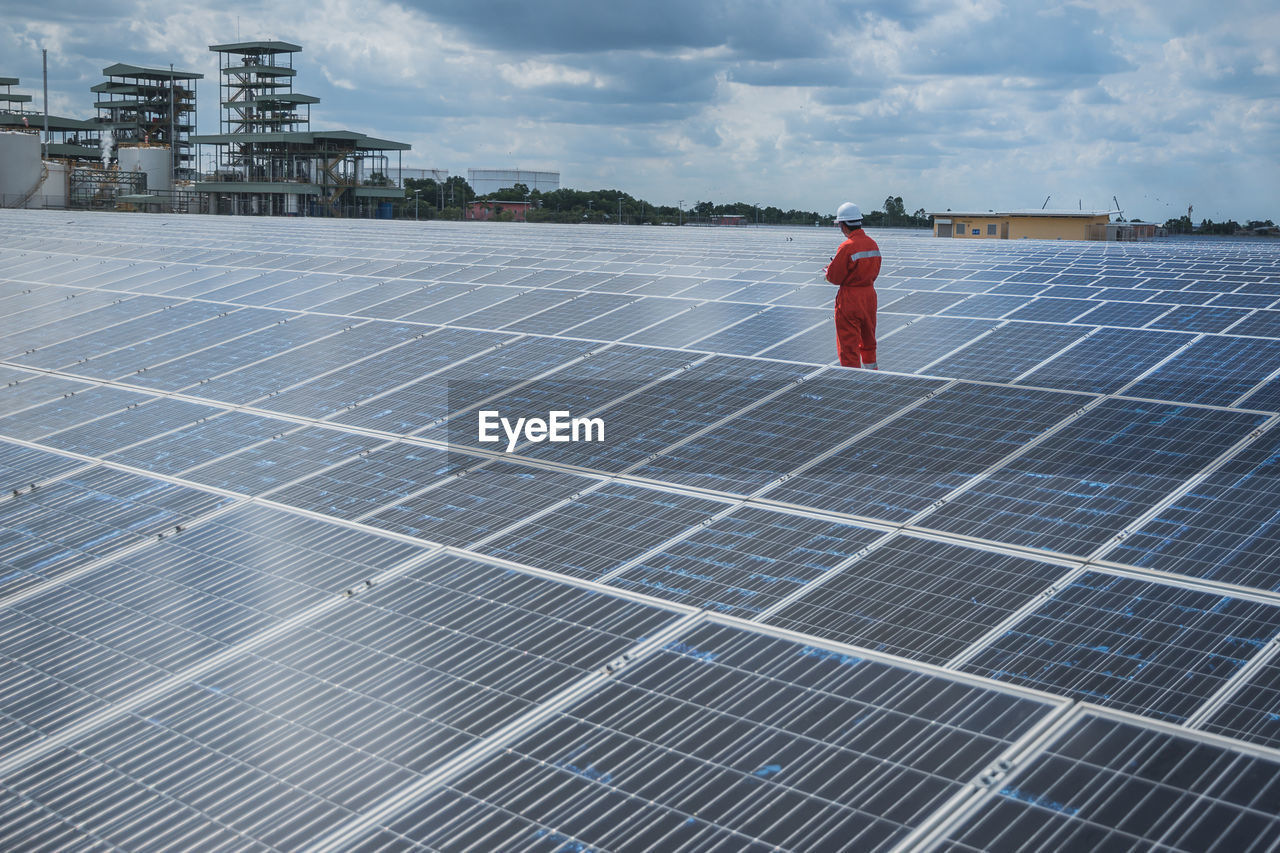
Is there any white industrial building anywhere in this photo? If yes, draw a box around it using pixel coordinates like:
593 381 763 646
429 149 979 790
467 168 559 195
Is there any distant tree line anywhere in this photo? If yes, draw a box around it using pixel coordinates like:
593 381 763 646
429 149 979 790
397 180 934 228
1163 215 1277 235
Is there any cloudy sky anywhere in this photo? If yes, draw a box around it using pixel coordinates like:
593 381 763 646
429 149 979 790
4 0 1278 221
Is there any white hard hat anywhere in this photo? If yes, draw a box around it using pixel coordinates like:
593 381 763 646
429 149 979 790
835 201 862 224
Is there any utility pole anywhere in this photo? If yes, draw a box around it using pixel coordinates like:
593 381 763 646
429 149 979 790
41 49 49 159
678 199 683 226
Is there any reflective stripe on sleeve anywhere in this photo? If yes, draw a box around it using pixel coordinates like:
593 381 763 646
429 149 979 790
849 250 881 261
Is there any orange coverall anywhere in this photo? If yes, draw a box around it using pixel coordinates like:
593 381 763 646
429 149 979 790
824 228 881 368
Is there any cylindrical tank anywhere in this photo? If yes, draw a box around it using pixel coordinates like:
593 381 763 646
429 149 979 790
117 145 172 194
42 160 69 209
0 131 42 206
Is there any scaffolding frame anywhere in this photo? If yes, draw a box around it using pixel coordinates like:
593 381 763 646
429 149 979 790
194 40 408 218
92 63 201 181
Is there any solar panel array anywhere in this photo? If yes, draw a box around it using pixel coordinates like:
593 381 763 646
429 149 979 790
3 208 1280 851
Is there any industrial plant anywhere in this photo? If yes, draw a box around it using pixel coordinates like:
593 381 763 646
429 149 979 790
0 40 424 216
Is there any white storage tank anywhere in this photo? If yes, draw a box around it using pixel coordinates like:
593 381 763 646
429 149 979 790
117 145 172 194
0 130 43 207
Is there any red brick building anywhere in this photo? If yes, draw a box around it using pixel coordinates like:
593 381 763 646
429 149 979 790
467 200 531 221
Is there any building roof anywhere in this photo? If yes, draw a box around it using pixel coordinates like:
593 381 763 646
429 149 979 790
100 63 204 81
209 40 303 54
930 209 1115 218
0 113 97 132
190 129 410 151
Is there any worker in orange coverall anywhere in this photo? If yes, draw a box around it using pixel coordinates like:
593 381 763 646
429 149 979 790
825 201 881 369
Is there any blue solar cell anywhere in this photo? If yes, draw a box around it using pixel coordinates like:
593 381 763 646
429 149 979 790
0 385 154 441
331 335 593 435
0 439 86 493
39 398 224 458
1225 309 1280 338
621 301 761 348
9 301 221 370
128 313 352 392
1071 300 1171 328
105 410 291 475
880 291 967 315
267 442 474 520
181 427 385 496
68 307 287 381
986 281 1047 297
502 293 641 335
518 356 809 472
433 345 693 450
938 294 1030 319
923 399 1266 556
190 320 424 406
1236 377 1280 412
1202 656 1280 750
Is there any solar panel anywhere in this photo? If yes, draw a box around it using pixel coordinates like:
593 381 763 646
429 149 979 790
936 713 1280 852
612 505 884 617
477 482 730 579
1201 654 1280 749
518 355 809 472
0 439 87 493
620 301 761 348
921 398 1267 556
37 397 224 458
266 442 472 520
766 383 1090 522
878 316 1001 374
961 571 1280 721
363 460 598 547
1124 335 1280 406
1148 304 1252 333
5 213 1280 849
180 427 386 496
329 335 590 434
766 534 1069 665
0 466 232 600
691 306 827 356
1016 327 1191 394
367 622 1055 853
0 385 155 441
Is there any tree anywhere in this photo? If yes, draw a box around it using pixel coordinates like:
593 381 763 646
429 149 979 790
487 182 530 202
